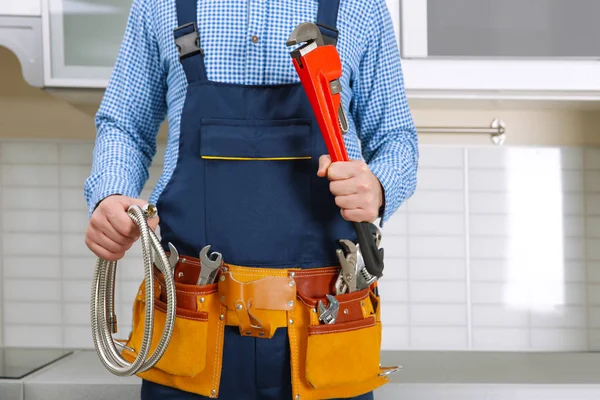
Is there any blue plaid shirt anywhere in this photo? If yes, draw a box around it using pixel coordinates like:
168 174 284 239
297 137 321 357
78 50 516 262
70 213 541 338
84 0 418 224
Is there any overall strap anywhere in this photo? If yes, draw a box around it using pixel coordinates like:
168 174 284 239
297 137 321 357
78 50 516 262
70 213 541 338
316 0 341 46
173 0 207 83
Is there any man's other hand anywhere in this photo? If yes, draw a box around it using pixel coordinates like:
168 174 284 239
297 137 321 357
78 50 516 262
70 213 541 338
317 155 383 223
85 195 159 261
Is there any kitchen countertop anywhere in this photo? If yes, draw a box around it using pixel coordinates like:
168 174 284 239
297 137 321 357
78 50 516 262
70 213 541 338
381 350 600 384
0 348 71 379
0 379 22 400
23 351 141 400
5 350 600 400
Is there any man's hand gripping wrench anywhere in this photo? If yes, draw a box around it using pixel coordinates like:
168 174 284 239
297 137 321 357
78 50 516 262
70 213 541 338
287 22 385 281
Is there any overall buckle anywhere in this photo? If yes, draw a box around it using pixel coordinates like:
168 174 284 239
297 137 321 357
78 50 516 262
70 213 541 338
173 22 203 60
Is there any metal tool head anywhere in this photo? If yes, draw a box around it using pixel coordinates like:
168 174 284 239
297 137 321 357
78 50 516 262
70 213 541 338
370 224 382 248
286 22 325 47
356 252 377 290
336 239 358 272
197 245 223 285
338 239 358 257
167 242 179 270
335 239 359 294
199 245 222 267
287 22 324 63
318 294 339 324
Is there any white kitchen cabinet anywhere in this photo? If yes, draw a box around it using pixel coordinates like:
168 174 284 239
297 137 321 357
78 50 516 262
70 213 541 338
0 0 41 17
43 0 131 87
0 0 43 87
398 0 600 100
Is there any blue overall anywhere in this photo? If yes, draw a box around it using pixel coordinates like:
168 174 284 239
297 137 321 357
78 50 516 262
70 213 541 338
142 0 371 398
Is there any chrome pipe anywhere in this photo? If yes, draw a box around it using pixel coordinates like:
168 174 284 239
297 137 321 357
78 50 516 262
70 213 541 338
90 204 177 376
418 118 506 145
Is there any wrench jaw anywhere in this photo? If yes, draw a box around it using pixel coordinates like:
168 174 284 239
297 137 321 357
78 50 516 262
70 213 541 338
355 249 377 290
318 294 340 324
286 22 325 47
286 21 324 64
167 242 180 275
335 239 359 295
197 245 223 285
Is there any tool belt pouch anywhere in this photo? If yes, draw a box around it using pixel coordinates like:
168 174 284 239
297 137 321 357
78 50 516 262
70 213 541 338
122 264 227 398
289 271 391 400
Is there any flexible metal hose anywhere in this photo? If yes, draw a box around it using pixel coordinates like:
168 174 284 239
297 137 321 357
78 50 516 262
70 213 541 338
90 204 177 376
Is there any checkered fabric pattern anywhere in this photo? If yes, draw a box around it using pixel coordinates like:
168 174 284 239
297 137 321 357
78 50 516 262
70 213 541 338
84 0 419 224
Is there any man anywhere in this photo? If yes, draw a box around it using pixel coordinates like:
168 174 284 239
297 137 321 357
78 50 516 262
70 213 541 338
85 0 418 398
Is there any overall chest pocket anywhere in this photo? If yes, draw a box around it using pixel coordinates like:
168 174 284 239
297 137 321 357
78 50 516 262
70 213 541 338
200 118 314 266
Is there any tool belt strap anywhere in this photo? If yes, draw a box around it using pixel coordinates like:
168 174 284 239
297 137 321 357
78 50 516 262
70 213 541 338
159 255 341 338
133 258 392 399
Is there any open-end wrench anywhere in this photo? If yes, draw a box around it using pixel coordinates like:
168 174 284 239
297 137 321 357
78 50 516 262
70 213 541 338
335 239 359 295
318 294 340 324
287 22 384 279
167 242 179 275
197 245 222 285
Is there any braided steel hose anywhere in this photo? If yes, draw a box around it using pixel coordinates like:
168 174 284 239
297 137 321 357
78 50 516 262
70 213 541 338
90 204 176 376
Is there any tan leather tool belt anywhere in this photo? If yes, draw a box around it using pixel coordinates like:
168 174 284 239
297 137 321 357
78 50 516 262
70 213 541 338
122 255 395 399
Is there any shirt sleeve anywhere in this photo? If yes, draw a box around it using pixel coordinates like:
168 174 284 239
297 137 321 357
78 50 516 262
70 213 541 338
350 0 419 225
84 0 167 217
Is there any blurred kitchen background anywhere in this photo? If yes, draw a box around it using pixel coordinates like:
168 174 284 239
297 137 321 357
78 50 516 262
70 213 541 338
1 0 600 399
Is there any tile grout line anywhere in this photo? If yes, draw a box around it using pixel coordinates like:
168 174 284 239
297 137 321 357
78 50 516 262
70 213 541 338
0 143 5 346
405 204 411 349
583 151 591 351
464 148 473 349
57 144 66 348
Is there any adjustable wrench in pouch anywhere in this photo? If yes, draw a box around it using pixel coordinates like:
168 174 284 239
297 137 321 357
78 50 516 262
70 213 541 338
287 23 385 279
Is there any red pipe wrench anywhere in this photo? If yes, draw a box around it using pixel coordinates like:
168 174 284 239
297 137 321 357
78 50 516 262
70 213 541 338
287 22 384 278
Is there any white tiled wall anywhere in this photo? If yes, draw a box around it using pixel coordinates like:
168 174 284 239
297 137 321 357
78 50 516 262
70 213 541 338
0 140 599 352
0 140 162 348
379 145 600 351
